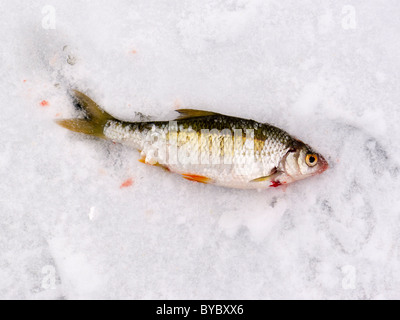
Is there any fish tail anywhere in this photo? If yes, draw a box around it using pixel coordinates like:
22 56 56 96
56 90 115 139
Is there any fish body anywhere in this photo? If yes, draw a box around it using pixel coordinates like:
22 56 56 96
57 91 328 189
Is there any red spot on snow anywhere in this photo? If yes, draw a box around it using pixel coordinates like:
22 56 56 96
131 50 137 54
40 100 49 107
120 178 133 189
270 181 282 188
55 113 61 117
174 99 182 108
23 80 27 83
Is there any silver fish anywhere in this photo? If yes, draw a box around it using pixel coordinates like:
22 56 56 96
57 90 328 189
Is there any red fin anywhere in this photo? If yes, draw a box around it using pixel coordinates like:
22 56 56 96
182 174 211 184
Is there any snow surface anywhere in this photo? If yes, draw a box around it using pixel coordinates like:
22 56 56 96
1 0 400 299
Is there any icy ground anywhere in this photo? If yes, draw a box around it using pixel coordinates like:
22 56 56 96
1 0 400 299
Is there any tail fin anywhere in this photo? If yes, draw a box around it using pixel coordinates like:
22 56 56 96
56 90 115 139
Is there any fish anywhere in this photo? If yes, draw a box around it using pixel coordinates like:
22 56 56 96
56 90 328 189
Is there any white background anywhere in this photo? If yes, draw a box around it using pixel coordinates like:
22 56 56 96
1 0 399 299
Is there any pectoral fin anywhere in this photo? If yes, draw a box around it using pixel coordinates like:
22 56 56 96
138 155 170 171
250 168 280 183
182 173 212 184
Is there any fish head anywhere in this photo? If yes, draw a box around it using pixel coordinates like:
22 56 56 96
280 142 329 183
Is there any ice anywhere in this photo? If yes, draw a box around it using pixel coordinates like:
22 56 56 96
1 0 400 299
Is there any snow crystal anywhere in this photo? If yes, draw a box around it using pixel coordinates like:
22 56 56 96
1 0 400 299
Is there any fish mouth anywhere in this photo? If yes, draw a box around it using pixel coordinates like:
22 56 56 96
316 155 329 174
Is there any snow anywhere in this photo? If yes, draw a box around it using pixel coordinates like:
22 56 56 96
1 0 400 299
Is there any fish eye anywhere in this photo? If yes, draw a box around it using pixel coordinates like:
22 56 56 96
305 153 318 167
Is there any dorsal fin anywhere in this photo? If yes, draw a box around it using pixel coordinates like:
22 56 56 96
174 109 220 120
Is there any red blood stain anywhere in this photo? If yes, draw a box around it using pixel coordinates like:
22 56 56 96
270 181 282 188
40 100 49 107
23 80 27 83
120 178 133 189
131 50 137 54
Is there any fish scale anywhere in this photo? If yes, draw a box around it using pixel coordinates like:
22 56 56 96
104 116 292 185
